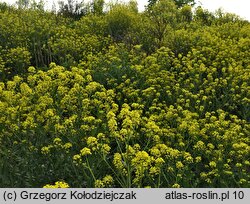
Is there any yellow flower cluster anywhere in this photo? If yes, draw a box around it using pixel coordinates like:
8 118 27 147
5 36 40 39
41 138 72 155
1 0 250 188
43 181 69 188
1 27 249 187
95 175 114 188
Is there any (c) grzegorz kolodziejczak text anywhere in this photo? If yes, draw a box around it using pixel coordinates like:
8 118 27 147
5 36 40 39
2 190 137 202
0 189 249 203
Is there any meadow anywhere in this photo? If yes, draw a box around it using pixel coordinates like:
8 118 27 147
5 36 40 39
0 0 249 187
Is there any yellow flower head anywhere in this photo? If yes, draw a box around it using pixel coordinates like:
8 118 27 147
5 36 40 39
176 161 184 169
43 181 69 188
101 144 111 155
53 138 62 145
172 183 181 188
63 142 72 150
209 161 217 168
80 147 92 156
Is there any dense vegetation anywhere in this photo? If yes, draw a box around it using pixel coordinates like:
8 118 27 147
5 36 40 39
0 0 249 188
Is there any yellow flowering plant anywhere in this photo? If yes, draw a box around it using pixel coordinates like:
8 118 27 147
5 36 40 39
0 1 249 188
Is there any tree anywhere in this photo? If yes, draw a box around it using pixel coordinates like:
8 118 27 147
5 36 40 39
147 0 157 8
179 4 193 22
148 0 195 8
0 2 9 11
147 0 178 48
58 0 85 19
91 0 104 15
106 3 138 42
174 0 195 8
194 6 215 25
30 0 45 11
16 0 30 9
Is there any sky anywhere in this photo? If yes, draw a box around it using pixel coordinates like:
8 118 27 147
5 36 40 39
0 0 250 21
